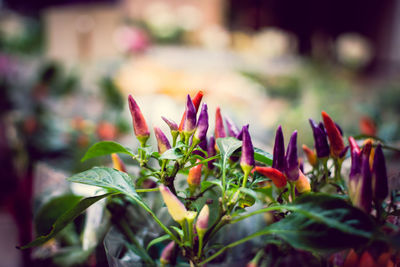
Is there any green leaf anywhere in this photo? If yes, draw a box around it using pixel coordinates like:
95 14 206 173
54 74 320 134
217 137 242 168
67 167 181 245
81 141 134 162
267 193 377 252
35 194 82 236
171 226 184 238
254 147 273 166
68 167 139 199
18 193 112 249
146 235 170 251
159 147 184 160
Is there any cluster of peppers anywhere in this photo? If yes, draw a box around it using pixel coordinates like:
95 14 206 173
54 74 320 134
121 90 390 266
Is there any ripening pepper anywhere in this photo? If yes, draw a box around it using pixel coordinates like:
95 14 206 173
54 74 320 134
193 103 209 145
348 136 361 155
359 116 377 136
295 170 311 193
255 166 287 188
240 125 255 177
182 94 197 136
302 144 317 167
309 119 330 158
187 161 202 193
179 90 203 131
196 204 209 237
214 107 226 139
272 125 285 172
321 111 345 158
160 241 175 266
225 115 240 137
372 144 388 201
285 131 299 181
128 95 150 146
159 185 187 223
154 127 171 154
358 251 375 267
111 153 127 173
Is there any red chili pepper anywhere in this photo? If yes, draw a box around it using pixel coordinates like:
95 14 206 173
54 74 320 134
255 166 287 188
321 111 345 158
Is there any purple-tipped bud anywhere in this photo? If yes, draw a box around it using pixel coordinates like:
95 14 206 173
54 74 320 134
272 125 285 172
196 205 209 237
214 107 226 139
154 127 171 154
161 116 178 132
309 119 330 158
182 94 196 134
240 126 255 175
225 116 240 137
236 124 249 140
194 103 209 143
160 241 175 265
372 144 388 201
207 136 216 169
349 150 361 181
285 131 299 181
128 95 150 145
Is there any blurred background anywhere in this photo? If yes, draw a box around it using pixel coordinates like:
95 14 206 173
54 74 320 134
1 0 400 266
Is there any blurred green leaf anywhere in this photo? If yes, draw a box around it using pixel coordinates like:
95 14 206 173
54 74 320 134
81 141 134 162
35 194 82 236
18 193 112 249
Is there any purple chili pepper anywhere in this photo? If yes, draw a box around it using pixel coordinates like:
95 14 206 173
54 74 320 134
225 116 240 137
309 119 330 158
272 125 285 172
240 125 255 175
182 94 196 134
359 153 372 213
193 103 209 143
154 127 171 154
236 124 249 141
161 116 178 132
285 131 299 181
193 137 208 157
372 144 388 201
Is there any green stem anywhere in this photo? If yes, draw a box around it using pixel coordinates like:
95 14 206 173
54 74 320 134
136 188 159 193
241 172 249 188
197 234 204 258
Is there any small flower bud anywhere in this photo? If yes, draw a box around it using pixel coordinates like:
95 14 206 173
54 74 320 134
302 144 317 167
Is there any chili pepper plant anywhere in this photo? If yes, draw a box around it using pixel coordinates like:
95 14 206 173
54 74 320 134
20 91 399 266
